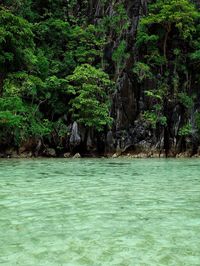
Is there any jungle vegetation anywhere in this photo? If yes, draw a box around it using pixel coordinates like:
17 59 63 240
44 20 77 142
1 0 200 155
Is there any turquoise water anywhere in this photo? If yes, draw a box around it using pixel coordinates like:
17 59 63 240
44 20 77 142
0 158 200 266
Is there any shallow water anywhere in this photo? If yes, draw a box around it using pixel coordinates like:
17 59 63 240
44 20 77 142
0 158 200 266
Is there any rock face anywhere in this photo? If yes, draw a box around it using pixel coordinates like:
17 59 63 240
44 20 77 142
108 0 151 154
66 0 150 156
38 0 194 158
66 0 200 157
43 148 56 157
100 0 200 157
70 121 81 147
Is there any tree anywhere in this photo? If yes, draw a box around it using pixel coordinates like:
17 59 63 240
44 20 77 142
67 64 113 131
0 7 35 93
140 0 199 60
135 0 200 134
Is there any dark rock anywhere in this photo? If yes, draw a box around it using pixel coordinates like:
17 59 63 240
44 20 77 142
43 148 56 157
20 152 33 158
70 121 81 146
86 130 93 150
106 130 115 152
5 148 18 158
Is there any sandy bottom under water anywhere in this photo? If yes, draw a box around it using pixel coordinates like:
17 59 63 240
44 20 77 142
0 158 200 265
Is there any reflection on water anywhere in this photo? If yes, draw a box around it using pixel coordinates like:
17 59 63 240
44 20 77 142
0 158 200 265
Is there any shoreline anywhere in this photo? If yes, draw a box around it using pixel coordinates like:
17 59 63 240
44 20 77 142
1 151 200 159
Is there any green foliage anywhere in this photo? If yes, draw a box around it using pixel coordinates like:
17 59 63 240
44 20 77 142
133 62 152 82
190 50 200 61
142 0 199 39
0 8 34 71
137 0 199 68
0 96 53 145
71 25 104 64
143 87 167 128
178 123 192 136
67 64 113 131
143 111 158 128
145 91 161 101
112 40 129 73
178 93 194 109
3 73 44 98
34 20 103 77
143 111 167 128
2 0 200 152
98 3 130 36
136 0 200 137
0 3 109 148
28 117 53 139
136 30 159 48
194 112 200 132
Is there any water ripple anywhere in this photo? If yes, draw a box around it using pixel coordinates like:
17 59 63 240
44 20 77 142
0 158 200 265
